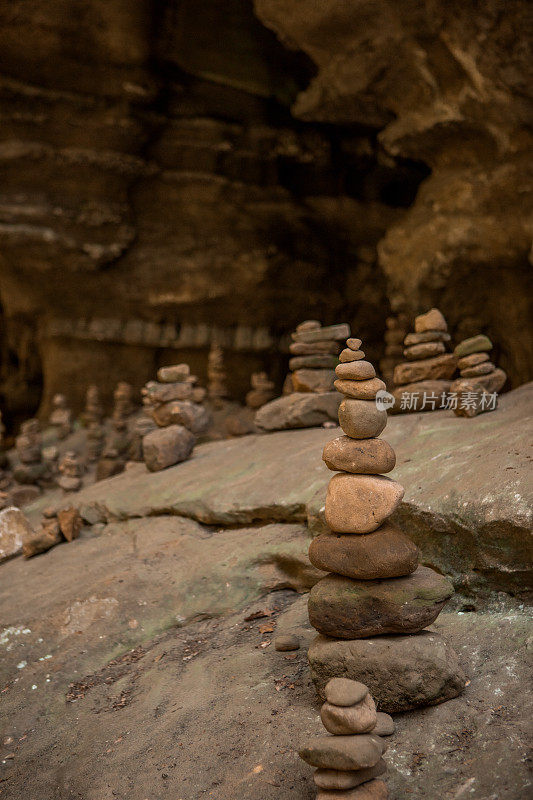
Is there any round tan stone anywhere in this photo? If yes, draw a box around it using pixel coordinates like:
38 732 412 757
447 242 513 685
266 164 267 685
339 348 365 362
321 693 377 734
309 525 419 579
322 436 396 474
324 474 404 534
457 352 489 370
308 566 454 639
325 677 368 706
347 338 362 351
314 759 387 791
299 734 385 770
403 341 445 361
414 308 447 333
336 361 376 381
338 400 387 440
372 713 395 736
334 378 386 400
317 779 389 799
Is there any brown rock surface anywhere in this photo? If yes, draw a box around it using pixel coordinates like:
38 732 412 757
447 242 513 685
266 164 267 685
322 436 396 474
309 526 419 580
404 331 451 346
461 363 495 377
403 342 445 361
325 474 404 534
339 349 365 363
414 309 448 333
255 392 341 431
308 566 454 638
142 425 195 472
457 353 490 370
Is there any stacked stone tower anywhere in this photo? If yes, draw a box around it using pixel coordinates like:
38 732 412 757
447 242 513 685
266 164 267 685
307 337 464 710
299 678 394 799
391 308 455 412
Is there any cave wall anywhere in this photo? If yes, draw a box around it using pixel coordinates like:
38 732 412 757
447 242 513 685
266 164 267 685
0 0 531 426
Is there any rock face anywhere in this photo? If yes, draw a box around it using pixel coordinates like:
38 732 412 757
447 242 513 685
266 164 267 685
0 506 34 563
1 1 531 429
256 0 533 388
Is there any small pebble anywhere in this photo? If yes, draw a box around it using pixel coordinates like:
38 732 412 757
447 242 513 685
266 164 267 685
274 634 300 652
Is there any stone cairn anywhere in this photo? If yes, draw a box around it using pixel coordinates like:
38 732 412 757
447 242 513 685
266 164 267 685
391 308 455 412
379 313 410 386
23 506 82 559
255 321 350 431
450 334 507 417
57 450 84 492
245 371 276 410
299 677 394 799
141 363 209 471
207 344 228 408
307 337 463 711
13 419 47 485
82 384 103 427
86 421 105 461
48 393 72 439
96 385 134 481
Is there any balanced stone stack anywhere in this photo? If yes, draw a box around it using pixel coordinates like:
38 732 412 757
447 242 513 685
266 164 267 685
57 451 84 492
141 363 209 472
379 313 410 386
112 381 134 422
81 384 103 427
207 344 228 408
245 371 275 409
86 421 105 461
307 339 465 711
13 419 48 486
48 393 72 439
299 678 393 800
391 308 455 412
451 335 507 417
255 321 350 431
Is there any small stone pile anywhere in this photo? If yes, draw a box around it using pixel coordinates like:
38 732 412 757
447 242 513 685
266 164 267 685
245 372 275 409
307 338 464 711
57 451 84 492
299 678 393 799
48 393 72 439
112 381 134 422
255 321 350 431
207 344 228 408
96 418 131 481
86 421 105 461
13 419 47 486
391 308 455 411
451 335 507 417
22 506 82 558
82 384 103 427
379 313 410 386
141 363 209 471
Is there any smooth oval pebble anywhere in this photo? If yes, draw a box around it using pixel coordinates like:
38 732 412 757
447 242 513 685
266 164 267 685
317 778 389 800
372 712 395 736
334 378 386 400
314 759 387 790
457 352 489 369
322 436 396 474
298 734 384 770
321 694 377 734
346 337 362 351
325 473 405 534
309 524 419 580
325 677 368 707
338 399 387 440
454 334 492 357
339 349 365 362
274 634 300 652
403 341 445 361
335 360 376 381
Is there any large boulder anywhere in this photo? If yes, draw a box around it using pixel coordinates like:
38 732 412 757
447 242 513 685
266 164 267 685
255 392 341 431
